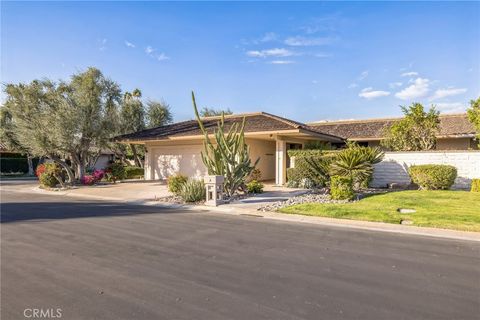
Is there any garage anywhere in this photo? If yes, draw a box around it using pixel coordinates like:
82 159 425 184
147 144 207 180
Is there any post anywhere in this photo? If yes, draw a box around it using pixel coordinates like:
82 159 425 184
275 139 287 185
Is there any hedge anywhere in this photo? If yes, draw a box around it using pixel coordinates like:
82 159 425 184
408 164 457 190
287 149 338 157
124 166 144 179
0 157 39 173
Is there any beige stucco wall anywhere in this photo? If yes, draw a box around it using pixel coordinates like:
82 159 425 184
246 138 276 181
144 138 276 181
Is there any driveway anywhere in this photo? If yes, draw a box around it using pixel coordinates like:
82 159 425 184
1 189 479 320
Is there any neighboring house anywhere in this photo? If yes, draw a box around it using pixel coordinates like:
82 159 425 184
308 113 477 150
114 112 344 184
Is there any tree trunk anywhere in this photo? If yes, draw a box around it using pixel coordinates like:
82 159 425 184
50 156 75 185
130 144 143 168
27 155 34 176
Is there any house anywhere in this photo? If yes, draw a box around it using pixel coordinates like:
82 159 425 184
114 112 344 185
308 113 477 150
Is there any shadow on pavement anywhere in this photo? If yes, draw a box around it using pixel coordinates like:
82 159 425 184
0 200 183 223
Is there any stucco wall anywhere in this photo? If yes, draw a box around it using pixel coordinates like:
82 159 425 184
372 151 480 189
246 138 276 181
144 138 276 181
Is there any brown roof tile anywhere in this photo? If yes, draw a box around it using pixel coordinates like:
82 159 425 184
114 112 343 142
308 113 475 140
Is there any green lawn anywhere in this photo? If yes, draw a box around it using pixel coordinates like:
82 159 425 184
280 190 480 232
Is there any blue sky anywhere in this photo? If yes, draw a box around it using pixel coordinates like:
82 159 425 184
2 1 479 122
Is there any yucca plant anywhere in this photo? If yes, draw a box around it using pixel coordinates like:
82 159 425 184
192 92 259 197
330 144 384 189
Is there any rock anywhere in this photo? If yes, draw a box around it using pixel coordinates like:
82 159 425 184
398 208 416 214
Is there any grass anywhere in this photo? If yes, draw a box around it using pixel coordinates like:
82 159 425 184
279 190 480 232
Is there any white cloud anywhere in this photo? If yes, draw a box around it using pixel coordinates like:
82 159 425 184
145 46 155 54
348 83 358 89
395 77 430 100
125 41 135 48
246 48 294 58
314 52 332 58
401 71 419 77
269 60 295 64
260 32 277 42
435 102 467 114
358 87 390 99
429 87 467 101
98 38 107 51
358 70 369 81
284 36 334 46
389 82 403 88
145 46 169 61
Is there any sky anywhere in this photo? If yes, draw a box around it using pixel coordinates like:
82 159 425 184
1 1 479 122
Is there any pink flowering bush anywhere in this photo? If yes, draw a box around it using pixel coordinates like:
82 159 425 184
80 169 105 186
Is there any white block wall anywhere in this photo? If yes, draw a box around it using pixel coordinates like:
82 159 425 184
372 151 480 189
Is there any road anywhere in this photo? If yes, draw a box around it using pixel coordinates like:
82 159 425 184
1 180 479 319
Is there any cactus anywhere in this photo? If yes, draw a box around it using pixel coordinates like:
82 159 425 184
192 91 259 197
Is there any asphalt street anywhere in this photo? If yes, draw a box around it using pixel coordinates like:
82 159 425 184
1 180 479 319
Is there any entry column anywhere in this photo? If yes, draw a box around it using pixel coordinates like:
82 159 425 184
275 139 287 185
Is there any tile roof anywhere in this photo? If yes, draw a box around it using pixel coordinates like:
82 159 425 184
308 113 475 140
114 112 344 142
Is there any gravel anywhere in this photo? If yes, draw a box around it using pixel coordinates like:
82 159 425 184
258 188 388 212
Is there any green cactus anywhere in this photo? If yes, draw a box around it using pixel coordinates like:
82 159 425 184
192 91 259 197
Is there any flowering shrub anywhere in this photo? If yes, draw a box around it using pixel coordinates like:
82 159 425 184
35 163 46 177
80 175 96 186
80 169 105 185
92 169 105 181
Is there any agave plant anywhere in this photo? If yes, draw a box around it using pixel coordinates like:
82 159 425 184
192 91 259 197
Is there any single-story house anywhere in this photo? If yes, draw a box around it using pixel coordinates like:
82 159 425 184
114 112 344 184
308 113 477 150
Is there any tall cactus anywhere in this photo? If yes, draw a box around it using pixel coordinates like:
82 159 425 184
192 91 259 197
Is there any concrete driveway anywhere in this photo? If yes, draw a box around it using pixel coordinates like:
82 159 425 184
2 189 480 320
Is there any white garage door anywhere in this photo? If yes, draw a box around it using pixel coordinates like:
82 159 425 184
151 145 207 180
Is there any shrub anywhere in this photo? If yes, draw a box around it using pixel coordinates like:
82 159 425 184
179 179 206 202
124 166 144 179
248 168 262 182
287 153 336 188
35 163 46 177
330 145 384 189
38 163 63 188
408 164 457 190
470 179 480 192
105 162 126 183
80 175 96 186
246 180 264 194
167 174 188 195
330 176 354 200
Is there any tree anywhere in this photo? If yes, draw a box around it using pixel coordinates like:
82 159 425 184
120 89 145 167
467 97 480 147
192 92 258 197
0 107 35 175
3 68 121 182
146 100 173 128
199 107 233 117
381 103 440 151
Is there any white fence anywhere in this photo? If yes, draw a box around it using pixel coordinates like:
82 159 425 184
372 151 480 189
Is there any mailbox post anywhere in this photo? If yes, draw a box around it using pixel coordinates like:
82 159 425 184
204 175 225 206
